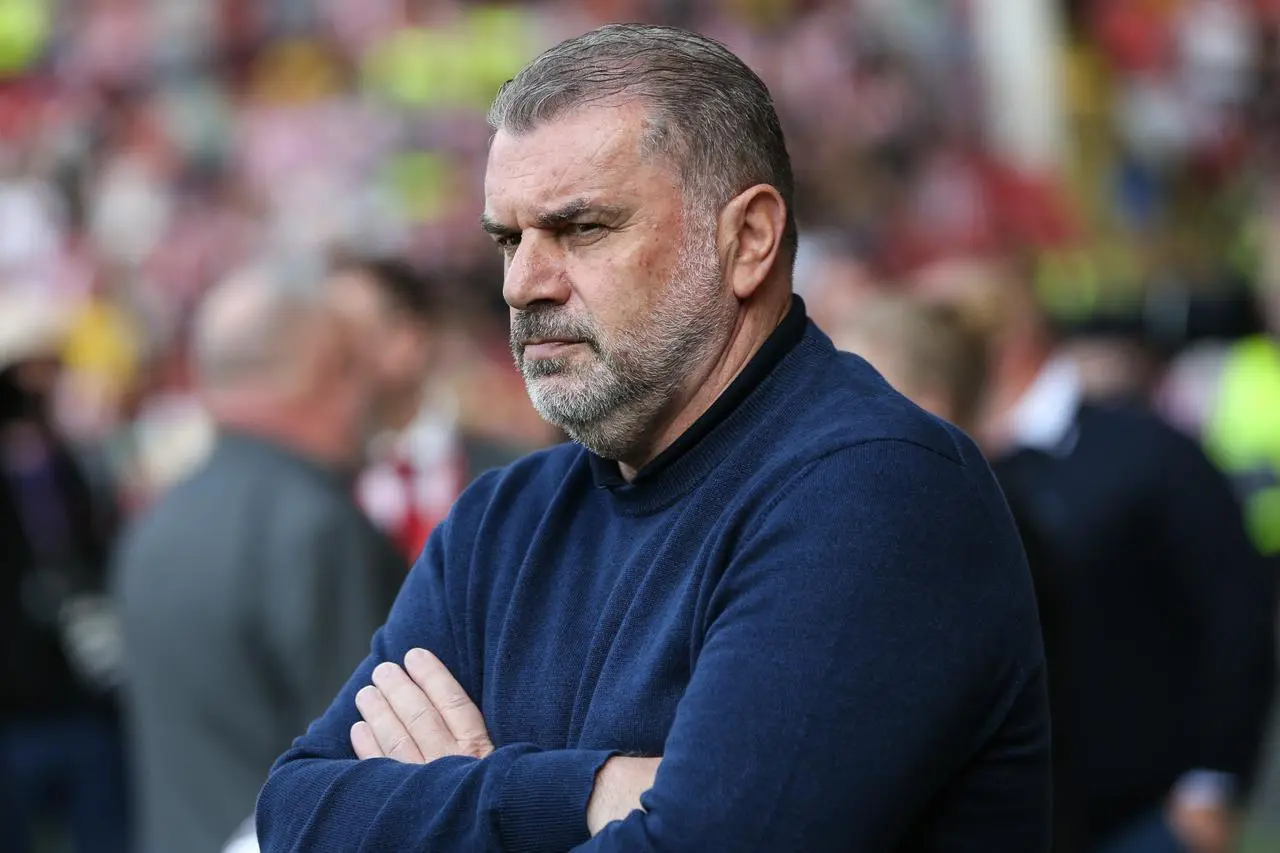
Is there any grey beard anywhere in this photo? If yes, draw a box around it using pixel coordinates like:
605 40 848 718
521 300 730 461
512 230 728 462
521 347 668 461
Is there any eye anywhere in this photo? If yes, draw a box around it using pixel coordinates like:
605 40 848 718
494 233 521 253
565 222 609 242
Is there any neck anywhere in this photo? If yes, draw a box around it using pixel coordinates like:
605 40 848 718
977 341 1052 451
1003 347 1052 409
616 291 791 481
384 383 427 434
207 390 349 473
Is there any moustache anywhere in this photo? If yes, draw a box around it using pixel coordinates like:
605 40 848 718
509 310 599 353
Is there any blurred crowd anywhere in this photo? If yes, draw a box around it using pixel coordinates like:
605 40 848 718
4 0 1280 500
5 0 1280 851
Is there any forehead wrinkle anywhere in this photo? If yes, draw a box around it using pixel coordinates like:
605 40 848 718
490 105 647 188
536 128 635 207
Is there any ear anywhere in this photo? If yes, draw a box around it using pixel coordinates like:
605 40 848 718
717 184 787 300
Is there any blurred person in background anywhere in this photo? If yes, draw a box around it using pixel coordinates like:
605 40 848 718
828 292 990 432
832 291 1080 852
112 265 404 853
1158 285 1280 566
0 292 128 853
326 254 523 564
918 258 1277 853
791 231 881 332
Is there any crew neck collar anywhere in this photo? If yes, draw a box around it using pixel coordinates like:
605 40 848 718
585 296 812 511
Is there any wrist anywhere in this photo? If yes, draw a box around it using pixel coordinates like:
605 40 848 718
497 748 617 853
587 755 662 837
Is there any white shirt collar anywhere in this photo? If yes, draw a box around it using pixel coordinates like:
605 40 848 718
1005 354 1083 454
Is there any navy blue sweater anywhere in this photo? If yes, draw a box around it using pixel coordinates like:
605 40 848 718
257 303 1051 852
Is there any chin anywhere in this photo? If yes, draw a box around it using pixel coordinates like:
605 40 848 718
523 365 582 396
519 352 578 375
559 419 638 462
526 382 578 421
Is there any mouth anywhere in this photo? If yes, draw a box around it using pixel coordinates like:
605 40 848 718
522 339 587 360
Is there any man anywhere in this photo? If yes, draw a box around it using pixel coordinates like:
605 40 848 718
326 256 524 562
113 267 405 853
918 258 1277 853
0 293 128 853
257 25 1051 851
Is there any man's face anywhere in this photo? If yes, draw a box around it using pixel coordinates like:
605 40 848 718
303 310 379 469
327 271 430 426
483 102 732 459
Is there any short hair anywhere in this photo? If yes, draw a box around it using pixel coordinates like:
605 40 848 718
487 23 798 263
910 254 1054 346
191 263 329 390
836 294 992 428
330 254 436 324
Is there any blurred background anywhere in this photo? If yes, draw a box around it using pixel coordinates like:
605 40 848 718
2 1 1280 851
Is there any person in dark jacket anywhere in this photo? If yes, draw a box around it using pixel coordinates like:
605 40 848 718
0 293 129 853
113 265 405 853
918 257 1277 853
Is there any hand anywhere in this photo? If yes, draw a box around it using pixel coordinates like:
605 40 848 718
1167 798 1238 853
586 756 661 836
350 648 494 764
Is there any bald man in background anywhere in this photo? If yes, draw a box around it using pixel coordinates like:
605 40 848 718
112 266 405 853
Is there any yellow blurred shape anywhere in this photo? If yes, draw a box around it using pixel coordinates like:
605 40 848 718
0 0 50 77
362 5 535 109
249 38 345 104
1207 336 1280 555
62 296 141 399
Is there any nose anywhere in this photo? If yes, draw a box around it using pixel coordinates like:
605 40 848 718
503 233 571 311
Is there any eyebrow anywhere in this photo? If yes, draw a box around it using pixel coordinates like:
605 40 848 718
480 199 626 237
480 212 516 238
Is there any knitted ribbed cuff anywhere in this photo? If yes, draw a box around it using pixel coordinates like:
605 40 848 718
497 748 616 853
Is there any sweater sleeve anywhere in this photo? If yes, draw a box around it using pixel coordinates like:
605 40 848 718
1156 420 1277 796
255 507 616 853
576 440 1051 852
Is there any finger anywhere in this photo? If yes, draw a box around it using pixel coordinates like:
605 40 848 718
350 721 383 760
404 648 493 757
371 661 454 761
355 683 425 764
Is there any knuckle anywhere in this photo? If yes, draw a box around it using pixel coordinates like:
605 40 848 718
436 690 472 712
385 733 414 760
403 704 434 731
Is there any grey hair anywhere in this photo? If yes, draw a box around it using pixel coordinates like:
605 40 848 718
487 23 797 262
191 260 330 390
